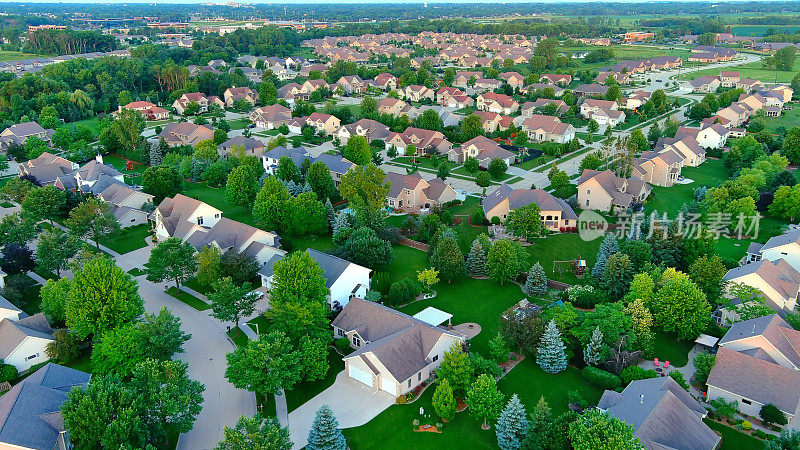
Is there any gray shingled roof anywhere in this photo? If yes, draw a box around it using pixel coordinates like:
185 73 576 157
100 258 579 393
0 313 54 360
0 363 90 450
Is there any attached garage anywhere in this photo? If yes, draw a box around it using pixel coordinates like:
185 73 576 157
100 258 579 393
380 377 396 395
348 365 373 388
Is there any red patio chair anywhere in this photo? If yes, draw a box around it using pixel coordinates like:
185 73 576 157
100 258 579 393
664 361 670 369
654 358 660 367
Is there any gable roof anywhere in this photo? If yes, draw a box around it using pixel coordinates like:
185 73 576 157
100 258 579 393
483 184 577 219
307 249 369 288
331 298 462 382
723 259 800 312
0 363 90 450
0 313 54 360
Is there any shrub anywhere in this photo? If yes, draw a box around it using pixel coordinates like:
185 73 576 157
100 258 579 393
582 366 622 390
760 403 789 426
0 363 18 382
568 390 588 408
753 429 767 439
386 278 422 306
334 337 351 355
620 366 658 385
564 285 605 308
439 210 453 226
471 208 485 226
491 216 501 225
741 420 752 430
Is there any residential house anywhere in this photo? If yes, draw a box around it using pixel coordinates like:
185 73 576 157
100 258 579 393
307 112 342 135
521 99 569 117
707 315 800 421
0 313 54 372
0 363 91 450
520 114 576 144
654 136 706 167
454 71 482 88
336 75 367 95
223 87 258 107
277 82 305 105
473 78 502 92
249 104 292 129
152 194 285 267
598 377 720 450
522 83 565 97
577 169 651 213
158 122 214 147
119 101 169 120
385 172 458 211
377 98 414 118
300 79 330 96
483 184 578 231
720 71 741 87
476 92 519 115
580 99 619 118
473 111 511 134
632 149 684 187
689 76 722 93
449 135 516 168
261 147 354 186
400 85 435 102
621 91 652 110
722 258 800 317
17 152 77 185
217 136 265 158
335 118 392 146
436 87 473 109
539 73 572 86
675 125 729 149
260 249 371 310
416 105 461 128
172 92 224 115
0 121 55 151
385 127 452 155
0 294 22 322
573 83 610 98
373 73 398 91
331 297 464 396
744 229 800 273
596 71 631 85
499 71 525 89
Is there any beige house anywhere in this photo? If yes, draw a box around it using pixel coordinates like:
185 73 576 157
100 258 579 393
172 92 224 115
675 125 729 149
483 184 578 231
579 99 619 119
158 122 214 147
335 118 391 146
707 315 800 421
436 87 473 109
689 76 722 93
499 71 525 89
377 97 413 117
520 114 575 144
632 149 684 187
454 71 482 88
223 87 258 107
17 151 77 185
385 127 452 155
400 85 435 102
307 112 342 135
0 121 55 152
577 169 651 213
249 104 292 130
654 136 707 167
331 298 464 396
539 73 572 86
373 73 398 91
722 259 800 316
448 135 516 168
476 92 519 115
385 172 458 211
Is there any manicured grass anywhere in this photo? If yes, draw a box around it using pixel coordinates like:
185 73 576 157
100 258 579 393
103 154 147 185
525 233 603 285
378 245 430 285
183 182 256 226
227 327 250 348
765 104 800 132
446 195 481 217
283 234 335 253
104 224 150 254
128 267 147 277
704 419 764 450
165 286 211 311
284 347 345 413
451 166 514 181
393 156 457 172
6 274 43 316
518 154 556 171
643 158 727 216
65 349 92 374
227 118 248 130
453 222 488 254
0 50 40 61
652 330 694 367
682 58 800 84
184 277 213 295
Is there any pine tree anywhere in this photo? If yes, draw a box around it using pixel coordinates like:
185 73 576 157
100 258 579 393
466 237 488 278
592 233 619 278
432 378 456 422
523 262 547 297
307 404 346 450
496 394 529 450
332 212 351 235
584 326 604 367
325 199 335 227
537 320 567 374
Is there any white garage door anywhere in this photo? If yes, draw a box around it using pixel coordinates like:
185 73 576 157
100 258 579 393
380 377 396 395
349 365 373 388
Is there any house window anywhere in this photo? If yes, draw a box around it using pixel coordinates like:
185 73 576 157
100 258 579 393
432 355 438 362
586 199 590 206
197 216 203 225
337 329 344 337
352 336 361 347
408 379 412 388
418 372 422 381
742 399 752 405
587 189 590 194
25 353 39 361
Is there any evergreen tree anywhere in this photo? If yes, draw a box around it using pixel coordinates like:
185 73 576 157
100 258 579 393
583 326 604 367
466 236 490 277
430 236 465 283
307 404 346 450
496 394 529 450
332 212 352 235
523 262 547 297
432 378 456 422
325 199 335 228
592 234 619 278
537 320 567 374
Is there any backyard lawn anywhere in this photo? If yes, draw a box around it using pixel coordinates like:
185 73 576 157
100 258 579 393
765 104 800 132
704 419 764 450
525 233 603 285
284 348 345 413
643 158 726 215
104 224 151 254
56 116 103 135
183 182 255 226
682 58 800 84
651 330 694 367
103 154 147 185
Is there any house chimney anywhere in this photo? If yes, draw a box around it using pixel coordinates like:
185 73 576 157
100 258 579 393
640 394 644 404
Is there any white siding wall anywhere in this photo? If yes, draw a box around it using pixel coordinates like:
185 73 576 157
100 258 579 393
5 337 53 372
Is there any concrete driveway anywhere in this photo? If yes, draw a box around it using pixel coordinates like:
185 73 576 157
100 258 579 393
287 370 395 449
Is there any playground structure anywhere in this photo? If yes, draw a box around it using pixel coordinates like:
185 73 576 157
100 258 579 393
552 255 587 276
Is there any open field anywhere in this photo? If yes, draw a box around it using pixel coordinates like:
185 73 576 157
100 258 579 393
0 50 39 61
681 58 800 84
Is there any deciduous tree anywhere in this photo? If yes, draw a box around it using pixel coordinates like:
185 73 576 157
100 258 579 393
146 237 198 290
466 374 505 429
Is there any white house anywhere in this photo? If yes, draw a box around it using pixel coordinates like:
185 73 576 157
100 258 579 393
151 194 222 241
0 313 55 372
744 229 800 273
331 298 464 396
260 249 371 310
0 295 22 322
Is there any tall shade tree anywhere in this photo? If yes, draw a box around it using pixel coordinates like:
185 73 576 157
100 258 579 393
504 203 542 242
215 414 292 450
568 409 643 450
337 163 390 230
225 331 302 396
430 236 465 283
226 165 259 207
466 374 505 430
496 394 529 450
307 404 346 450
36 226 79 276
269 250 328 308
142 165 183 202
253 176 291 232
66 197 120 251
649 275 710 340
209 276 257 328
0 212 37 247
196 245 222 288
21 185 66 224
307 161 338 202
436 344 474 397
146 237 198 290
66 256 144 339
487 239 525 284
41 277 71 324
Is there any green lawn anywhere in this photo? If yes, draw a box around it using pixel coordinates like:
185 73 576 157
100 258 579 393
765 104 800 132
393 156 457 172
227 118 249 130
682 58 800 84
104 224 150 254
652 330 694 367
56 116 102 135
644 158 727 216
704 419 764 450
0 50 40 61
165 287 211 311
284 348 345 413
525 233 603 285
184 277 213 295
451 166 514 182
103 154 147 185
283 234 335 253
227 327 250 348
65 349 92 374
183 182 256 226
446 195 481 217
517 154 556 171
453 222 488 254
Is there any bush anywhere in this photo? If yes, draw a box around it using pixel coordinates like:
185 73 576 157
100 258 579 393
568 390 588 408
741 420 752 430
491 216 501 225
669 371 690 391
386 278 422 306
693 353 716 386
760 403 789 426
372 271 391 294
620 366 658 385
582 366 622 390
564 285 606 309
439 210 453 226
753 429 767 439
0 363 17 382
471 208 485 226
335 337 351 355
